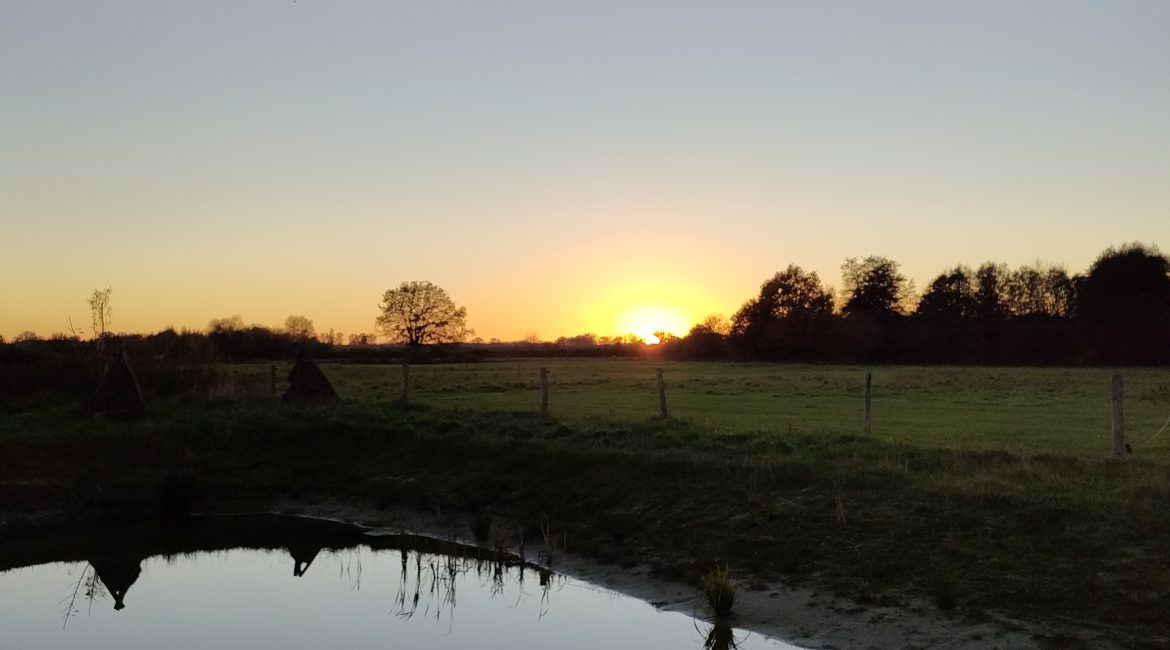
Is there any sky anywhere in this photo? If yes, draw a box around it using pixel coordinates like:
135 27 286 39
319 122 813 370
2 0 1167 342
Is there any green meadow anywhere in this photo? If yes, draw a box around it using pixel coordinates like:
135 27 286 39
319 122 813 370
233 359 1170 459
6 358 1170 645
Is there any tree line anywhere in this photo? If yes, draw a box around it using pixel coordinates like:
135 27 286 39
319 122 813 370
3 243 1167 368
664 243 1170 365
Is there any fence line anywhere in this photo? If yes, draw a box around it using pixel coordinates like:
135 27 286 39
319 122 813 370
863 372 873 435
1112 374 1129 456
540 367 549 418
656 368 668 419
253 362 1164 456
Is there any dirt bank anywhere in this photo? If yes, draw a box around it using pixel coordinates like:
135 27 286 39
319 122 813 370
277 500 1119 650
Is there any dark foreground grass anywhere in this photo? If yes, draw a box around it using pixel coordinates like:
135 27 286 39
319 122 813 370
3 398 1169 646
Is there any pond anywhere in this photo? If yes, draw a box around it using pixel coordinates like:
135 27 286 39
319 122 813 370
0 515 803 649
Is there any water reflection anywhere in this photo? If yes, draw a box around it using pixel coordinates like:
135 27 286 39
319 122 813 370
0 515 801 649
702 622 744 650
288 544 321 577
88 557 142 611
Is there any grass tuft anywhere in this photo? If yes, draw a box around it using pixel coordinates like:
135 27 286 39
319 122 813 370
702 565 737 617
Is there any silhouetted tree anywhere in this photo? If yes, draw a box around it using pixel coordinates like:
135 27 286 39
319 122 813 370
838 256 914 361
555 333 598 347
915 266 975 322
319 328 342 345
208 315 247 332
1004 263 1074 317
376 281 470 346
284 315 316 341
652 330 680 345
965 263 1011 361
1076 243 1170 324
88 285 113 340
731 265 835 359
1075 243 1170 363
695 313 731 336
14 331 38 343
677 317 728 359
982 262 1076 364
206 324 315 360
905 266 976 362
840 256 911 319
733 265 834 330
972 263 1009 322
347 333 375 346
1045 266 1076 318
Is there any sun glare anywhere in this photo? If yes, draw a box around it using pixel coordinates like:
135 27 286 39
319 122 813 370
614 305 692 344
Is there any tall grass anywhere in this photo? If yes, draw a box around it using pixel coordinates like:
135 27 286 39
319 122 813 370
702 566 737 617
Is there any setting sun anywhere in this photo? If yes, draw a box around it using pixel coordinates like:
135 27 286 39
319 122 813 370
614 305 694 344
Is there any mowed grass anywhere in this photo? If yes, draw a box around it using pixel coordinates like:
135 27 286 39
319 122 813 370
229 359 1170 459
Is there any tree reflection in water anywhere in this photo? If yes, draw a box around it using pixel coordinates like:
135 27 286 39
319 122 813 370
6 516 802 650
32 517 593 641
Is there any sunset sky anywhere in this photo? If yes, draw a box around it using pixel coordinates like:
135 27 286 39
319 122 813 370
2 1 1167 342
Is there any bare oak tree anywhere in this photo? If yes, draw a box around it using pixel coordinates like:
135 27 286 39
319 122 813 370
376 281 470 346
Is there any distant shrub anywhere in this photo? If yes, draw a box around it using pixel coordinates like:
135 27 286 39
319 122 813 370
0 332 223 406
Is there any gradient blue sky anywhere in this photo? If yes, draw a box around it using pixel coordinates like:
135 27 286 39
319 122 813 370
2 1 1167 340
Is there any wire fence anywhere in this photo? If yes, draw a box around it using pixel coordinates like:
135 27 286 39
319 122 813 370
221 359 1170 458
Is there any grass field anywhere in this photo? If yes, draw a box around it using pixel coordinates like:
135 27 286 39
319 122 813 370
5 358 1170 645
229 359 1170 458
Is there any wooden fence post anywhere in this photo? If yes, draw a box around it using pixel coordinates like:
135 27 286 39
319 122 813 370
863 372 872 434
1112 374 1129 455
656 368 668 419
540 367 549 418
401 361 410 404
270 364 277 398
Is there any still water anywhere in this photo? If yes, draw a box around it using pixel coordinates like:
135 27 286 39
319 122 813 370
0 516 802 649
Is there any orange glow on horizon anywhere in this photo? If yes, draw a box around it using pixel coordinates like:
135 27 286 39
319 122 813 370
614 305 693 344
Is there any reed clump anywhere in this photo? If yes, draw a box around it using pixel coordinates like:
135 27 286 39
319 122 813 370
702 565 737 617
